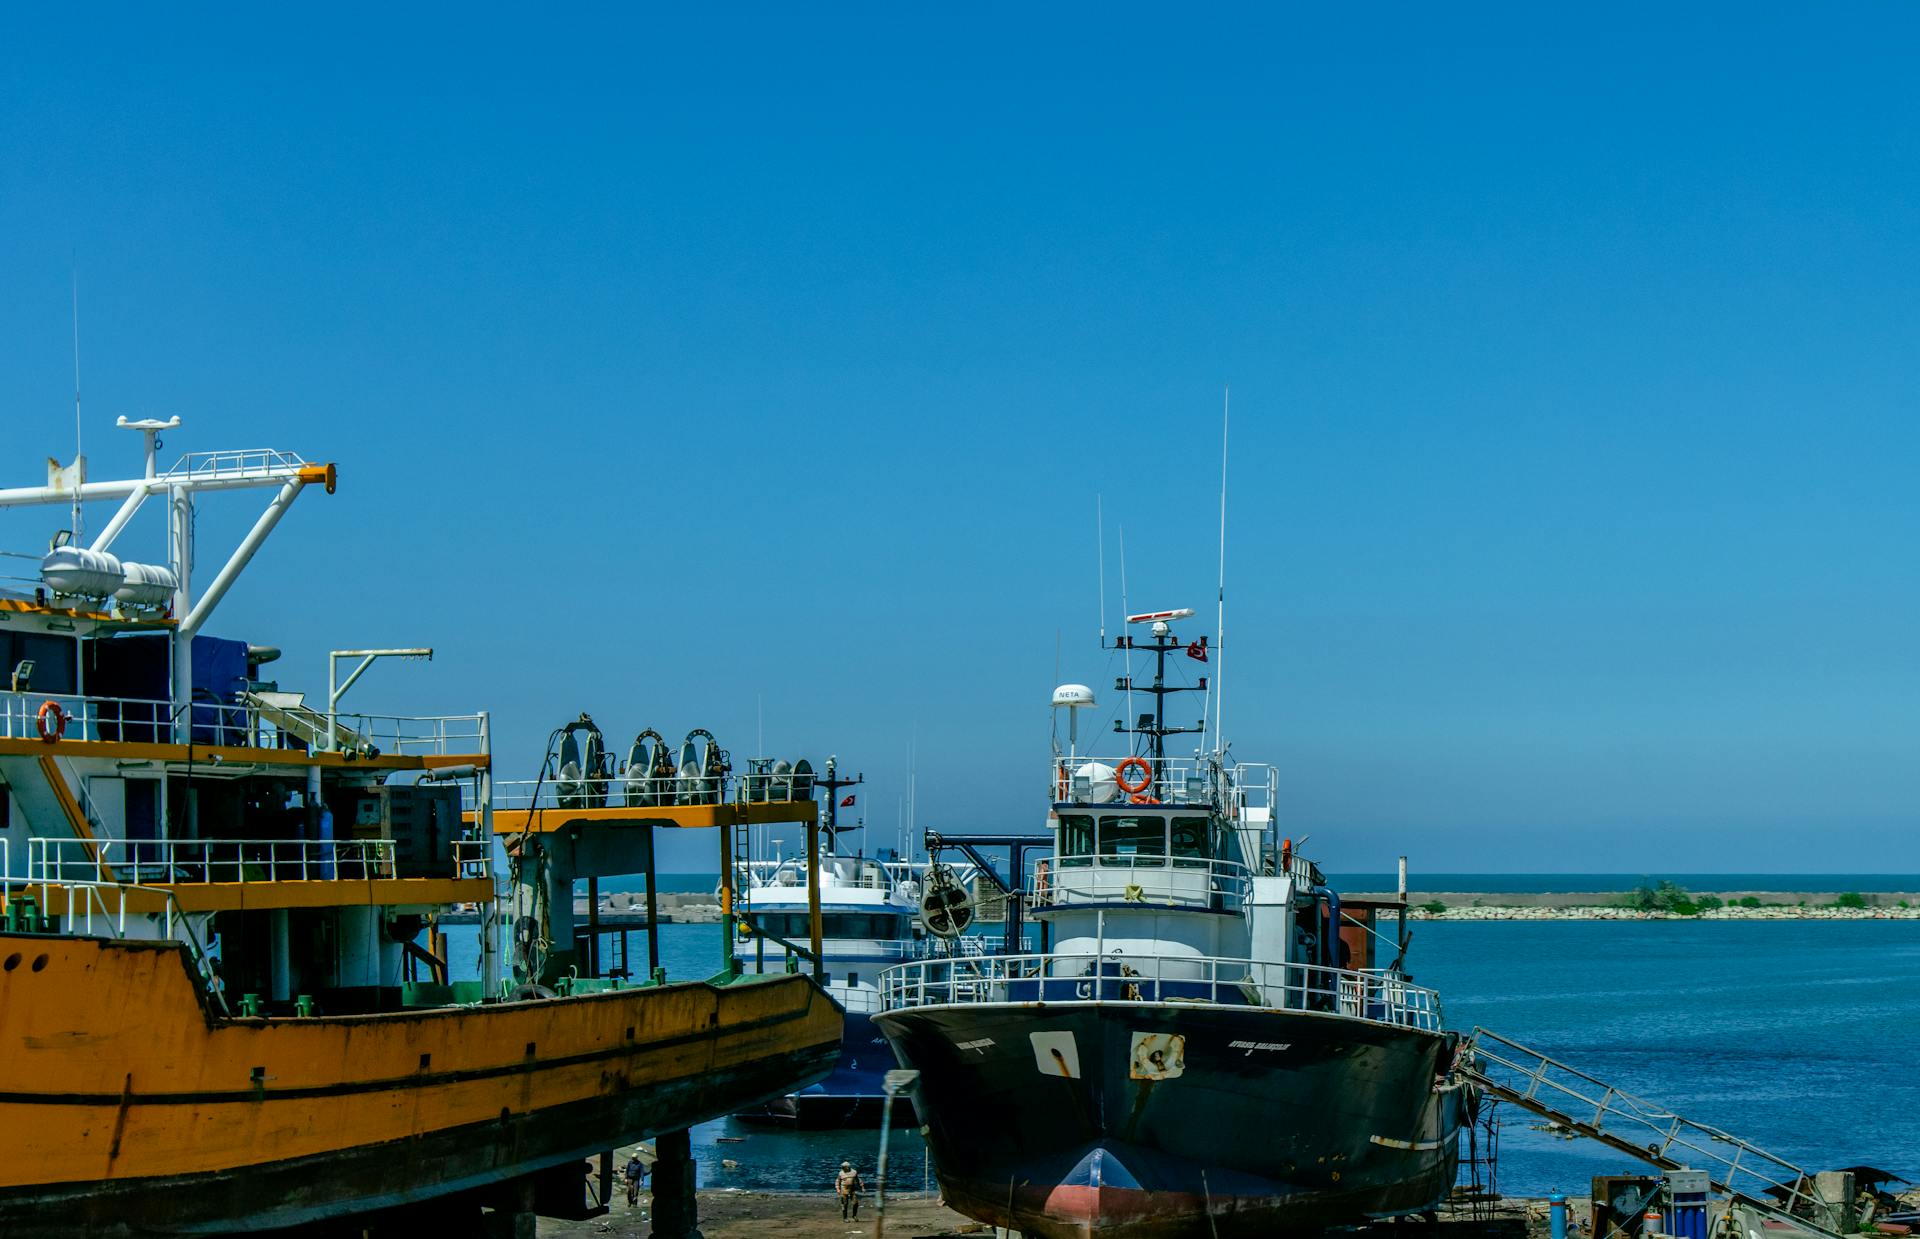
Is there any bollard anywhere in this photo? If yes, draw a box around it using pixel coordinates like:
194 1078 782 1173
1551 1192 1568 1239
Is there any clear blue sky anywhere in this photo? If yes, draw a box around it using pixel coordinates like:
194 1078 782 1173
3 6 1917 874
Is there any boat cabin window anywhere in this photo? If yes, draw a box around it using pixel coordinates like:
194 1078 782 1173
1057 814 1095 865
1170 816 1211 866
754 912 904 940
1098 814 1166 864
3 632 77 696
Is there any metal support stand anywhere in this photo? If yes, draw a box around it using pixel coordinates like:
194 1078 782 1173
586 876 600 977
650 1128 701 1239
718 822 735 977
644 823 661 978
806 821 824 982
872 1068 920 1239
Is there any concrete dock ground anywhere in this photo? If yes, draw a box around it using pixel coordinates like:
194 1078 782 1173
535 1191 1549 1238
536 1190 986 1237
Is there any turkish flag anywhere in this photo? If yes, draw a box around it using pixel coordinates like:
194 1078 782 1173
840 794 856 807
1186 641 1208 662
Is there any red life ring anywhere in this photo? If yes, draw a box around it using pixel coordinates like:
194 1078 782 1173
1114 757 1152 795
36 700 67 743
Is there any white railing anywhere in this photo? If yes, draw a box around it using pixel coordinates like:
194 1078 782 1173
493 772 815 811
452 838 494 880
741 857 896 893
735 769 820 803
30 836 401 885
1051 756 1277 810
1029 854 1251 912
880 951 1445 1033
159 447 308 483
340 712 488 756
0 689 485 756
838 936 1031 960
1462 1028 1831 1218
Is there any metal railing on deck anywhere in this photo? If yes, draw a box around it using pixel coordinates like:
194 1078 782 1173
1462 1028 1832 1219
1029 854 1251 912
6 867 228 1012
1051 756 1277 809
160 447 310 483
740 856 897 892
880 950 1444 1032
31 836 401 885
452 838 494 880
493 770 819 811
839 936 1030 960
0 689 485 756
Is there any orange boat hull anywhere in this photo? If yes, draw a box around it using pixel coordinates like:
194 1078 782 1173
0 934 840 1235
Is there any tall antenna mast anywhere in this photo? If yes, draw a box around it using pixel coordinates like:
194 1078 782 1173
1118 524 1134 741
1215 387 1230 753
1096 494 1107 648
70 264 84 538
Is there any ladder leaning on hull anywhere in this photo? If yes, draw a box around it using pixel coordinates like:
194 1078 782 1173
1457 1028 1845 1239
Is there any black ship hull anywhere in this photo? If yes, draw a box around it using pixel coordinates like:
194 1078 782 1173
735 1009 915 1128
876 1000 1470 1239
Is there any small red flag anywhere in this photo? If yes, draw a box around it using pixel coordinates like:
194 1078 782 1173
840 794 856 807
1186 640 1208 662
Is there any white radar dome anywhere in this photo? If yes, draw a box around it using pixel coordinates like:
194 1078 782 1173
1051 683 1097 709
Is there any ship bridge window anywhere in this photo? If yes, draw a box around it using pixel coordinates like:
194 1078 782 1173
757 912 905 940
1098 815 1166 865
4 633 77 696
1057 814 1095 866
1170 816 1211 866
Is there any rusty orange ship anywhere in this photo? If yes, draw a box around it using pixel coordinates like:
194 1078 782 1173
0 420 840 1235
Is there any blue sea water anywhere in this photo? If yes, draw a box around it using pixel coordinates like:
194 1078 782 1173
1416 919 1920 1195
1334 874 1920 894
599 872 1920 895
444 918 1920 1195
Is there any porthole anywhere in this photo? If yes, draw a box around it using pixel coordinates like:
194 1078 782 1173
31 954 49 972
2 953 20 972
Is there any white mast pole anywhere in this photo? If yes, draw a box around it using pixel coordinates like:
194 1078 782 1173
70 266 83 539
1215 387 1230 754
1096 494 1106 649
1118 525 1133 746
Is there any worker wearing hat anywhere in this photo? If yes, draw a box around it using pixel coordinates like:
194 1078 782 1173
835 1160 865 1220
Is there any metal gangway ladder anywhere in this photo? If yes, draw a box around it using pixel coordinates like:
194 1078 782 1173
1459 1028 1846 1239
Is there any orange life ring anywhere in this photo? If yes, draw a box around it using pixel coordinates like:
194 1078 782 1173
1129 793 1159 805
35 700 66 743
1114 757 1152 795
